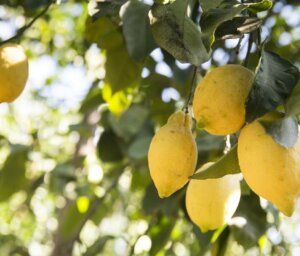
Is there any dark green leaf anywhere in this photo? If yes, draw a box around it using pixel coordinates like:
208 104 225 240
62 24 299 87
0 145 29 201
97 130 123 162
246 50 299 122
191 145 241 180
285 82 300 115
215 17 262 40
88 0 126 20
200 5 245 50
105 44 142 92
260 116 298 148
199 0 224 10
196 133 225 152
120 1 156 62
211 227 230 256
149 1 210 65
231 193 268 249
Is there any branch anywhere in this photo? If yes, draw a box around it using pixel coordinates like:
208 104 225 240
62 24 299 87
183 66 198 113
0 1 54 46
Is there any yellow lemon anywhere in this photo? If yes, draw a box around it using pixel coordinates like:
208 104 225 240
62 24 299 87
185 163 241 232
148 111 198 198
238 118 300 216
0 43 29 102
192 64 254 135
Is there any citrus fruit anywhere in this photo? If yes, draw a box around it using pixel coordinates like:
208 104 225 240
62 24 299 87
192 64 254 135
238 116 300 216
148 111 198 198
0 43 29 102
185 162 241 232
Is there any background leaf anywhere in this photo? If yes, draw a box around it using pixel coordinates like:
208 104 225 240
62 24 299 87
246 50 299 122
120 1 156 62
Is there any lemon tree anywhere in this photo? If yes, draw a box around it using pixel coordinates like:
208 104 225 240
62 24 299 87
0 1 300 256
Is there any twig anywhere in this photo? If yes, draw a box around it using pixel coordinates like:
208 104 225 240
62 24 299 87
0 1 54 46
183 66 198 113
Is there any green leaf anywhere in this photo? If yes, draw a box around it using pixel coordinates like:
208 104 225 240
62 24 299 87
128 136 152 160
211 227 231 256
109 104 149 141
88 0 125 20
84 236 115 256
285 82 300 115
97 130 124 162
199 0 224 11
191 145 241 180
85 16 123 50
231 193 268 249
259 116 298 148
80 85 104 113
245 0 273 14
149 1 210 65
215 17 262 40
120 1 156 62
246 50 299 123
0 145 29 201
148 215 176 255
200 4 245 50
105 44 142 92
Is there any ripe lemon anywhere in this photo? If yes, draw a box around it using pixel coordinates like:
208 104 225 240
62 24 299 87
0 43 29 102
192 64 254 135
148 111 198 198
185 163 241 232
238 117 300 216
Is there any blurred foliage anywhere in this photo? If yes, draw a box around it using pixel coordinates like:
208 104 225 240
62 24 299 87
0 0 299 255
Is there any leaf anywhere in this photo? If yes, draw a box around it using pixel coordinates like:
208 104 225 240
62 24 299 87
128 136 152 160
88 0 126 20
85 16 123 50
199 0 224 11
80 85 104 113
191 145 241 180
211 227 230 256
246 50 300 123
97 130 124 162
231 193 268 249
259 116 298 148
149 1 210 65
109 104 149 141
200 4 245 50
148 215 176 255
105 44 142 92
245 0 273 14
84 236 115 256
120 1 157 62
215 17 262 40
0 145 29 201
285 82 300 115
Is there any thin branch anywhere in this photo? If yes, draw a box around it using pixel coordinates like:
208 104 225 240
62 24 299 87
243 33 253 67
0 1 54 46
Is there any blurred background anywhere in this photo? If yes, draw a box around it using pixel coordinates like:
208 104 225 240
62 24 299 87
0 0 300 255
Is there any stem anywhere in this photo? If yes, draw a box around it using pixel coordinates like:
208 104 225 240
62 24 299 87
0 1 54 46
243 33 253 67
183 66 198 113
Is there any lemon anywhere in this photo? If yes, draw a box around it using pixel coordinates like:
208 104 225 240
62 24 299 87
0 43 29 102
192 64 254 135
185 163 241 232
148 111 198 198
238 117 300 216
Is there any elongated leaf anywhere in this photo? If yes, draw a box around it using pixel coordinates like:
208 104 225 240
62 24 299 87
88 0 126 20
285 82 300 115
105 45 142 92
120 1 156 62
0 145 29 201
191 145 240 180
149 1 209 65
84 236 115 256
245 0 272 13
246 50 299 122
260 116 298 148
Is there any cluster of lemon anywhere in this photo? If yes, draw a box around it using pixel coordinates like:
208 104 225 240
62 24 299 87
0 43 28 103
148 65 300 232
